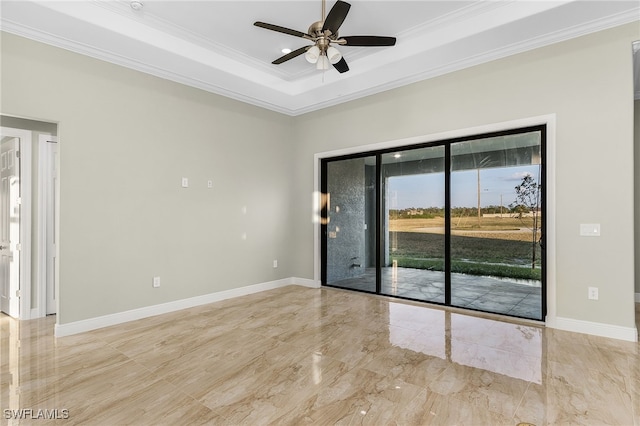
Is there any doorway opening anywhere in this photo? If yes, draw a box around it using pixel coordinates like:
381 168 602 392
321 125 545 321
1 117 58 320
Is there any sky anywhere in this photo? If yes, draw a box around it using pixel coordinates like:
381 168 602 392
387 164 541 210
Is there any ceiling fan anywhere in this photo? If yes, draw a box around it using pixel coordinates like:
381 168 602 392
254 0 396 73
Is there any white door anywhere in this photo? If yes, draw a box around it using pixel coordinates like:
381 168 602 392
46 140 57 315
1 136 21 318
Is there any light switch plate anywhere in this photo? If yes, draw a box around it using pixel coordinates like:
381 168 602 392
580 223 600 237
181 177 189 188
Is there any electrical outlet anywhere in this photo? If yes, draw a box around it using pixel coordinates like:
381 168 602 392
588 286 598 300
207 180 213 188
273 260 278 268
153 276 161 288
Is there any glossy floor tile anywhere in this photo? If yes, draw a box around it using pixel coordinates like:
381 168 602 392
1 285 638 425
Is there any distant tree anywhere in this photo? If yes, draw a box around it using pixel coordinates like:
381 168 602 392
510 174 541 269
510 204 528 219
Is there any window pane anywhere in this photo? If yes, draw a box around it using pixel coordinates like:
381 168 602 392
381 146 445 303
450 132 542 320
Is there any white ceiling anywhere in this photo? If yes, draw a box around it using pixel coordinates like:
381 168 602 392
2 0 639 116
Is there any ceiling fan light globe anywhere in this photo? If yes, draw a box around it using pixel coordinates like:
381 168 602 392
326 46 342 64
305 45 320 63
316 55 330 70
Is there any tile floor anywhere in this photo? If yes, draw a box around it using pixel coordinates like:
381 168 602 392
1 285 638 425
329 267 542 320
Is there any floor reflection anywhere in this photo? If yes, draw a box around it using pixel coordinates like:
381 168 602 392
387 302 542 383
0 286 637 425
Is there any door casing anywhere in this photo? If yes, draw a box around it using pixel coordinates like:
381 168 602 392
38 134 58 316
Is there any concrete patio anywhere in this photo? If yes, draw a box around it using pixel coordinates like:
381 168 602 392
326 267 542 320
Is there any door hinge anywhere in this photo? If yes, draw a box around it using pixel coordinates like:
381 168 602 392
16 197 22 205
15 151 20 158
15 290 21 297
16 243 21 251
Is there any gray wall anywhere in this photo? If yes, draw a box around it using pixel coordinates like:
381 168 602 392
1 32 295 324
292 23 639 329
2 22 639 331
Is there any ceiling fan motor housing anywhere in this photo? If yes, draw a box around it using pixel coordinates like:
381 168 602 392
308 21 325 37
309 21 335 53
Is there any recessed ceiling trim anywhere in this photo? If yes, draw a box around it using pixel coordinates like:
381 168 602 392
0 18 297 114
273 6 640 115
33 0 291 89
95 0 292 78
2 0 639 115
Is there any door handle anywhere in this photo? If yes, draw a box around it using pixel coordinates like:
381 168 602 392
0 245 6 250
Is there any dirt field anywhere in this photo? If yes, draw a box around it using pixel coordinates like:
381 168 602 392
389 217 540 243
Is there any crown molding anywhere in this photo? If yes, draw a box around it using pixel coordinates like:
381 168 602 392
286 11 640 115
2 1 638 116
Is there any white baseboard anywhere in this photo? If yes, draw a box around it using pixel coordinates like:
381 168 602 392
550 316 638 342
55 280 637 342
635 292 640 303
55 277 319 337
291 277 321 288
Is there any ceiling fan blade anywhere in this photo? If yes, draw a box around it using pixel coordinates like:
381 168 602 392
254 22 311 39
322 0 351 35
342 36 396 47
272 46 310 65
333 57 349 73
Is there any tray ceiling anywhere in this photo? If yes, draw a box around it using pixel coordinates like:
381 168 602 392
2 1 639 115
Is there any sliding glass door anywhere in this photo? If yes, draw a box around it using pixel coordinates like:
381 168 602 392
381 146 446 303
450 133 543 319
321 126 545 321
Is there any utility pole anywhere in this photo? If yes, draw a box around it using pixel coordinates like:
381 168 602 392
477 169 481 227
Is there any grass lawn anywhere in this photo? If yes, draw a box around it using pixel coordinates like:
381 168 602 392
389 218 541 280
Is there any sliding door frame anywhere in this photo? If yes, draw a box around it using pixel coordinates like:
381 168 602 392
319 121 548 321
